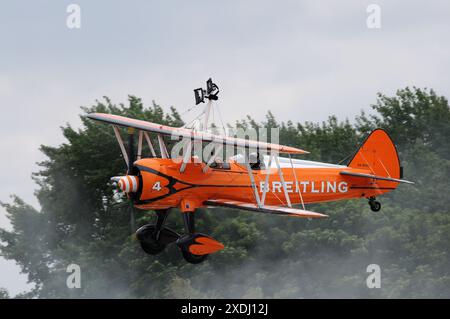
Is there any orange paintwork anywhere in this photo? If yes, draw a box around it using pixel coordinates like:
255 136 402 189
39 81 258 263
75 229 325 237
188 237 225 255
348 129 401 178
133 159 397 211
132 129 401 211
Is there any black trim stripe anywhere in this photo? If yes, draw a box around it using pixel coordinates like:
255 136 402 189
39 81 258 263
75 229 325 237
135 165 398 206
135 165 252 205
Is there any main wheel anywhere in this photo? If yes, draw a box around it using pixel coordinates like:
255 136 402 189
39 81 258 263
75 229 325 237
181 249 209 264
140 239 166 255
136 224 179 256
369 200 381 212
136 225 166 255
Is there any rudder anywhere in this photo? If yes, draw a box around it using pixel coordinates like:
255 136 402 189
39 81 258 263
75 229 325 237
348 129 401 179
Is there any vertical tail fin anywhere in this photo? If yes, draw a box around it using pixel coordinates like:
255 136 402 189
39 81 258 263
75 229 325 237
347 129 401 179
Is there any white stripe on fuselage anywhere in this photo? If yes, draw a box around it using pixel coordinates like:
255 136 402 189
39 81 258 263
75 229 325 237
264 155 347 169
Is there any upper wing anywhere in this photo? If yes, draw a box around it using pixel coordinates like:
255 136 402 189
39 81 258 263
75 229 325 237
87 113 308 155
340 171 414 184
204 199 328 218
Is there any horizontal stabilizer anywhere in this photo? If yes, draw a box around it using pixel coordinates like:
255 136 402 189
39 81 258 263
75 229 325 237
340 171 414 184
204 199 328 218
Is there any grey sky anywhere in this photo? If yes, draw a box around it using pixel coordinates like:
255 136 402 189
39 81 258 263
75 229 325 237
1 0 450 296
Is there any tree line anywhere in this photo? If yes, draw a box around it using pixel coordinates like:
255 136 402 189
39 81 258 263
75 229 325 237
1 87 449 298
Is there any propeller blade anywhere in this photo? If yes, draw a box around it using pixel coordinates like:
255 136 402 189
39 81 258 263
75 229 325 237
127 127 137 233
127 127 135 174
128 202 136 233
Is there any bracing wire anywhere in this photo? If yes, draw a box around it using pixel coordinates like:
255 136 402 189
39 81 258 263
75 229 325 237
179 103 201 117
215 101 227 135
183 110 206 129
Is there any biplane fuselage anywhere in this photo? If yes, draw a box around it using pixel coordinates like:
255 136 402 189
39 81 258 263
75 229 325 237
132 156 397 212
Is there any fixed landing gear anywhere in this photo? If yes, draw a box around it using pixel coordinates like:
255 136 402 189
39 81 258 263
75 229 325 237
176 211 224 264
177 212 209 264
135 209 179 255
368 197 381 212
136 209 224 263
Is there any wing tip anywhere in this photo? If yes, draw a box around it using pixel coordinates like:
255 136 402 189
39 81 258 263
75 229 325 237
86 112 103 120
284 147 309 155
303 212 328 218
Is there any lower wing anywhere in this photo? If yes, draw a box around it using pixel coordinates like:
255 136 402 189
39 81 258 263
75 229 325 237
204 199 328 218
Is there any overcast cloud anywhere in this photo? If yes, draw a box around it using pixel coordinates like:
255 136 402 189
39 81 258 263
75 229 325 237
1 0 449 296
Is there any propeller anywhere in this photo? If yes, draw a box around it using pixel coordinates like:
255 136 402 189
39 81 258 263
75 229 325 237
127 127 137 233
110 127 139 234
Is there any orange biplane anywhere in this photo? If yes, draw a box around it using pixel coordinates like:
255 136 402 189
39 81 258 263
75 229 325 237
88 79 413 263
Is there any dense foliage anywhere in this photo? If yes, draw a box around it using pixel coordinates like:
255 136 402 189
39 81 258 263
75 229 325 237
1 88 449 298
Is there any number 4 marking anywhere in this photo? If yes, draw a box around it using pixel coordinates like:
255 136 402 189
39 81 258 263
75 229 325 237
152 181 161 191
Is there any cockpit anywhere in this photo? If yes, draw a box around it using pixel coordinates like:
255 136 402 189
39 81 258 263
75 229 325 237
229 152 265 170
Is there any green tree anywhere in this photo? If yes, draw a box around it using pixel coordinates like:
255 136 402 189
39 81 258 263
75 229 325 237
1 88 449 298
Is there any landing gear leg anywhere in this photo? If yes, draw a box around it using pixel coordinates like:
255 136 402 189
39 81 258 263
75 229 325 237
183 211 196 234
136 209 179 255
368 197 381 212
154 210 169 240
178 211 209 264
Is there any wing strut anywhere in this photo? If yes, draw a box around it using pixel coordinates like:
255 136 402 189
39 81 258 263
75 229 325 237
143 132 157 157
260 155 272 205
248 153 294 209
245 161 262 208
289 154 305 210
180 140 192 173
113 125 129 167
137 130 143 160
274 154 292 208
157 134 169 158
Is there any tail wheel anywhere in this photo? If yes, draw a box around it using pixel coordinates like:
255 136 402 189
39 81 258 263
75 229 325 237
369 200 381 212
176 233 223 264
177 212 223 264
181 250 209 264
